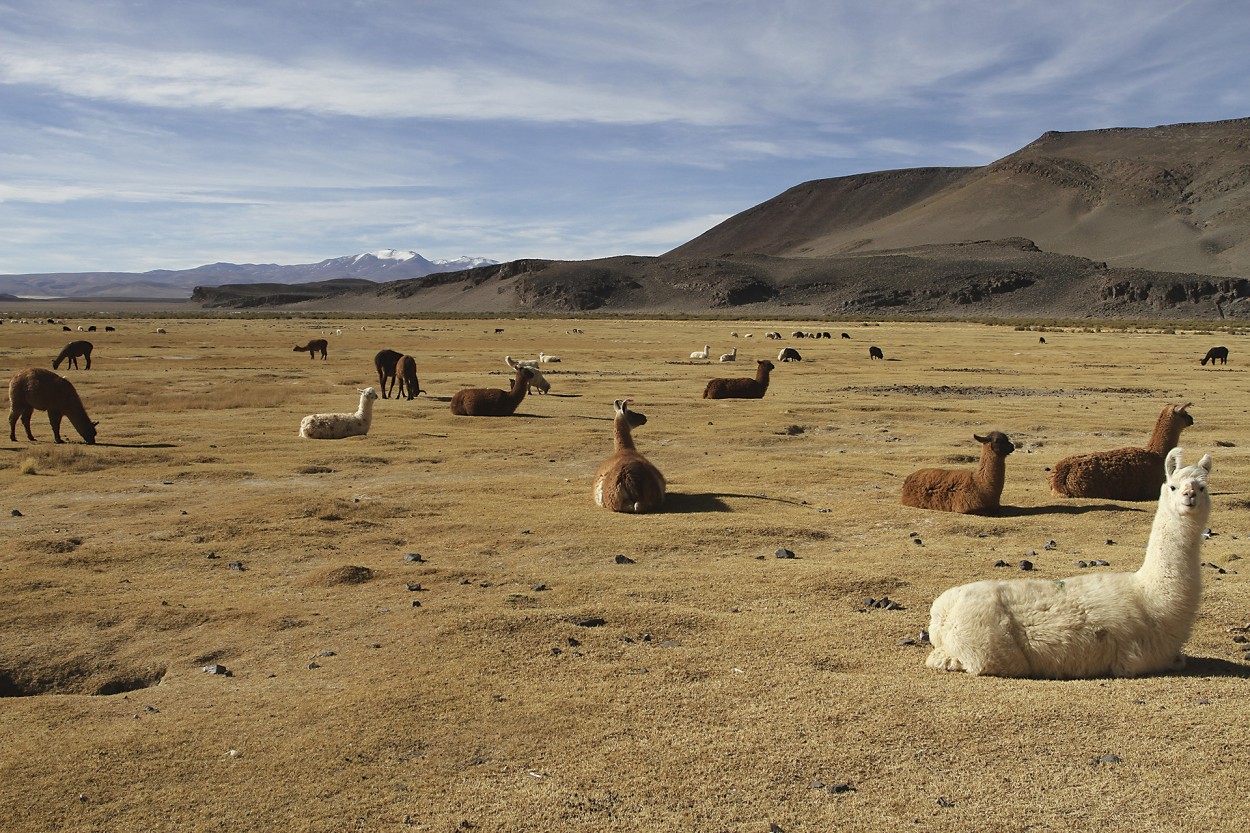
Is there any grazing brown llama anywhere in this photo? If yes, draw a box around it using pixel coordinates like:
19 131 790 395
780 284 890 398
8 367 98 444
1201 346 1229 365
901 432 1015 515
1049 403 1194 501
375 349 403 397
395 355 426 400
869 346 884 360
294 339 328 360
450 367 533 416
53 340 93 370
594 399 665 513
703 360 774 399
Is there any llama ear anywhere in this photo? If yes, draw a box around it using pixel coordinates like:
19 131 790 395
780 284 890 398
1198 453 1213 472
973 433 988 443
1165 446 1184 477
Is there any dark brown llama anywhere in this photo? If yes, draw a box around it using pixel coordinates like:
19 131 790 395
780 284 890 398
53 340 93 370
294 339 328 360
703 360 774 399
450 367 533 416
375 349 403 398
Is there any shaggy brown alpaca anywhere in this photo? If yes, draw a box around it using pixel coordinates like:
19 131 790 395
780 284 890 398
901 432 1015 515
53 340 94 370
8 367 98 444
703 360 774 399
593 399 665 513
294 339 328 360
395 355 426 400
450 367 533 416
1049 403 1194 501
375 349 403 397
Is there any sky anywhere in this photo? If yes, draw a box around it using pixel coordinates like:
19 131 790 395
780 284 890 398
1 0 1249 276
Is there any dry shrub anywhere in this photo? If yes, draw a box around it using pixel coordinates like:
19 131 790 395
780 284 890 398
14 445 111 473
315 565 375 586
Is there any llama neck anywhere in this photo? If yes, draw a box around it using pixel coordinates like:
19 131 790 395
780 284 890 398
509 370 530 403
357 396 375 420
1146 410 1183 455
1135 499 1208 618
755 365 771 387
977 447 1007 491
613 415 636 452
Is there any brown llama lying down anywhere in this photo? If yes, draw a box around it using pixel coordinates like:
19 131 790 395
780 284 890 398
594 399 665 513
395 355 426 400
450 367 533 416
375 349 402 397
8 367 98 444
901 432 1015 514
294 339 328 360
703 360 774 399
53 340 93 370
1049 403 1193 501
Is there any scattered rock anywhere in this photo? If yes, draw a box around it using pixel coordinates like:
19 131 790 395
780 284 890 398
205 552 219 559
10 509 22 517
614 554 636 564
864 597 904 610
403 553 426 563
993 559 1010 567
1106 539 1116 545
202 664 232 677
1019 560 1034 571
320 565 374 586
1076 561 1089 568
775 548 796 559
1043 540 1057 551
912 538 924 546
227 561 245 571
936 797 956 808
406 582 423 591
1095 753 1123 765
532 583 549 591
577 618 607 628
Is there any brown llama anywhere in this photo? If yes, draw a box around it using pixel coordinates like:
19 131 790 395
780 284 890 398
901 432 1015 514
53 340 93 370
294 339 328 360
594 399 665 513
703 360 775 399
395 355 426 400
450 366 533 416
1048 403 1194 501
375 349 402 398
8 367 98 444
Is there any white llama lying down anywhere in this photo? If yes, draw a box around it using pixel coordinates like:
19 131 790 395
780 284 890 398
926 448 1212 679
298 387 379 439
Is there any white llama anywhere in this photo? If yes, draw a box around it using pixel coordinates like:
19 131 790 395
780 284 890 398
926 448 1213 679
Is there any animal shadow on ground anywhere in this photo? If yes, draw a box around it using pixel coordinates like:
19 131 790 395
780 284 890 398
663 492 733 513
995 503 1147 517
1178 656 1250 678
95 442 179 449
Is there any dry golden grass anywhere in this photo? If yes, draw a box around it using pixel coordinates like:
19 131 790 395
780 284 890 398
2 316 1249 832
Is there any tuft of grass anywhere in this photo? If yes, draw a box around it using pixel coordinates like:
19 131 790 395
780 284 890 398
19 458 37 475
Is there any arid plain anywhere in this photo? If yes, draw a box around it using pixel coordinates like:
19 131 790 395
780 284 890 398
2 316 1249 832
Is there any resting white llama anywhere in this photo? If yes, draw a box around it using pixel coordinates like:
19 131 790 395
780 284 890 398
298 387 379 439
926 448 1212 679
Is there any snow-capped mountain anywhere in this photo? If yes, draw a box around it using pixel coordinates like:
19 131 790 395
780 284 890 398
0 251 501 299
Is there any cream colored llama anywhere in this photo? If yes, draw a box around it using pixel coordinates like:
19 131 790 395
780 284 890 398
926 448 1213 679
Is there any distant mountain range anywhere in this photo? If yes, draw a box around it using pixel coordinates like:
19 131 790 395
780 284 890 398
0 250 497 299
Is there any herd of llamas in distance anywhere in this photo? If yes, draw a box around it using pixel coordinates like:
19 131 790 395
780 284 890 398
2 322 1234 680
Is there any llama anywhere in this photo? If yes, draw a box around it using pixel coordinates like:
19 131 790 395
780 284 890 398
690 345 711 360
394 355 426 400
298 387 379 439
1201 346 1229 365
450 366 533 416
926 448 1213 679
53 340 93 370
594 399 665 513
900 432 1015 515
294 339 328 360
375 349 403 397
778 347 802 362
505 356 550 394
505 355 540 369
1048 403 1193 501
539 351 561 363
8 367 98 444
719 347 737 362
869 346 884 360
703 360 775 400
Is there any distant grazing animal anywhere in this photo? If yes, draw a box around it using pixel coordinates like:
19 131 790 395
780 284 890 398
505 356 550 394
374 349 403 397
703 359 775 400
298 387 378 439
294 339 328 360
450 366 534 416
778 347 802 362
539 351 561 363
765 332 782 340
841 332 850 339
791 331 805 338
1049 403 1194 501
87 325 96 332
719 347 737 362
104 326 115 332
593 399 666 513
494 328 504 334
155 327 166 334
8 367 98 444
394 355 426 400
1039 336 1047 344
869 346 884 360
62 326 71 332
901 432 1015 515
690 345 711 360
1201 346 1228 365
52 340 93 370
926 448 1212 678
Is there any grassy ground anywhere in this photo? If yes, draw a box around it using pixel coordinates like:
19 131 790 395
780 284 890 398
1 316 1248 832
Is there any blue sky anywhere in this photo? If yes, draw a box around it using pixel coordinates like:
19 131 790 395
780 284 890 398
1 0 1248 275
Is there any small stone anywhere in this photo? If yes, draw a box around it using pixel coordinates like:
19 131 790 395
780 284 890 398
1019 560 1034 571
614 554 635 564
775 548 796 559
308 662 321 669
406 583 422 591
11 509 23 517
144 705 160 713
411 600 422 608
936 797 956 808
532 583 549 591
205 552 219 559
1025 549 1037 557
993 560 1010 567
1106 539 1116 545
227 561 244 571
912 538 923 546
1097 754 1123 765
458 578 470 585
403 553 425 563
317 650 336 657
908 531 919 538
897 638 916 646
577 618 607 628
202 664 232 677
1043 540 1057 551
1076 561 1089 568
567 637 581 647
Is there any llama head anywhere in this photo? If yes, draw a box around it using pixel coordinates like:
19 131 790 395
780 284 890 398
759 360 775 371
359 387 379 401
1163 448 1212 516
613 398 648 428
973 432 1015 456
1171 402 1195 427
